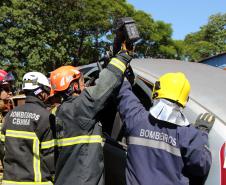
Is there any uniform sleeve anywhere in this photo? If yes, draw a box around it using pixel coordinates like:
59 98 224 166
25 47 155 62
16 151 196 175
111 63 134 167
76 57 127 128
117 81 148 133
0 111 9 160
180 126 212 179
37 112 55 175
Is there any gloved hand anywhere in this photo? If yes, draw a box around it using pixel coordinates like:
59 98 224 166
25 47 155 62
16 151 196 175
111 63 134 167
195 113 215 133
125 65 135 85
115 51 133 67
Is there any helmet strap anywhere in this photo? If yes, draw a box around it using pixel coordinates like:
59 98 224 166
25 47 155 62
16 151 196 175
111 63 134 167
34 88 43 95
152 92 158 99
33 84 50 96
73 80 81 94
60 80 80 100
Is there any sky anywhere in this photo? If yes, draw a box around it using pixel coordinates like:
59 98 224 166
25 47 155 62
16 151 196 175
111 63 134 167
127 0 226 40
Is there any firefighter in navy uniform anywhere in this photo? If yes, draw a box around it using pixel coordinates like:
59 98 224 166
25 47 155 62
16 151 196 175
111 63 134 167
117 72 213 185
49 52 132 185
1 72 55 185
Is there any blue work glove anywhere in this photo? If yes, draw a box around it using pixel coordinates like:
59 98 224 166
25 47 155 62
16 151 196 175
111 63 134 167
195 113 215 133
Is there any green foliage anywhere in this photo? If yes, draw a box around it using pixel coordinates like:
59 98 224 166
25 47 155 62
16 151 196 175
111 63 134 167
132 12 180 59
0 0 63 76
0 0 180 81
184 13 226 61
1 0 225 83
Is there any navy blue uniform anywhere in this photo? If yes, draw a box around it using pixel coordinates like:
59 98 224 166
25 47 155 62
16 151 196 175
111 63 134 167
117 81 211 185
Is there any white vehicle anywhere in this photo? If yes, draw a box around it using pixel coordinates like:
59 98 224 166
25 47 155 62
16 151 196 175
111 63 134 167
80 58 226 185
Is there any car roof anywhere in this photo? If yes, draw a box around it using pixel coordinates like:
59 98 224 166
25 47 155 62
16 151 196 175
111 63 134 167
131 58 226 124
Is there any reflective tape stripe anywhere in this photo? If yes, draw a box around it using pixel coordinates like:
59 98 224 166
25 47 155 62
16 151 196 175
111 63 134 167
5 130 42 182
109 58 126 73
128 136 181 157
2 180 53 185
33 138 41 182
41 140 56 149
6 130 37 139
57 135 102 147
0 133 5 142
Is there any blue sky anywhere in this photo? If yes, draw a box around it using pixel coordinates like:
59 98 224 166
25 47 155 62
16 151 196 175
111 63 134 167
127 0 226 40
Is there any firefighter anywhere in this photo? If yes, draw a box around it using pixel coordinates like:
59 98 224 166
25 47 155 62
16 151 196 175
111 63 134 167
49 52 132 185
117 72 213 185
1 72 55 185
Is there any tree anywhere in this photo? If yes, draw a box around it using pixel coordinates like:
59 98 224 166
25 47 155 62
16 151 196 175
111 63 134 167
132 10 182 59
184 13 226 61
0 0 179 80
0 0 68 77
0 0 127 76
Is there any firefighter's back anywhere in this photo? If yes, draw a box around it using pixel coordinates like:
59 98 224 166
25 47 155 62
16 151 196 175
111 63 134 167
2 96 53 185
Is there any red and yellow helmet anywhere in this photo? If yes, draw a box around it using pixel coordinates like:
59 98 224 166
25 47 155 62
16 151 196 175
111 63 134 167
50 66 81 93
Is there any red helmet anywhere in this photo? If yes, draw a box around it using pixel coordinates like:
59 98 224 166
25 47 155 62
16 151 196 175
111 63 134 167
50 66 81 93
0 70 7 82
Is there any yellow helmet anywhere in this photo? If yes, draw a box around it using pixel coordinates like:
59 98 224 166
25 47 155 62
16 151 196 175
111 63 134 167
152 72 191 107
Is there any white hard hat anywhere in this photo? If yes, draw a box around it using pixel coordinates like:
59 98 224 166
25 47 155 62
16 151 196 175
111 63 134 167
22 72 50 90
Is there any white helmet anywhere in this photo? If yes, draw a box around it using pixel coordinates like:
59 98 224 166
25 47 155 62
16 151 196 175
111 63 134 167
22 72 50 90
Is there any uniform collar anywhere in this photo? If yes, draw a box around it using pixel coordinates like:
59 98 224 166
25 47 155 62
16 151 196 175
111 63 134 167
25 95 47 108
149 99 190 126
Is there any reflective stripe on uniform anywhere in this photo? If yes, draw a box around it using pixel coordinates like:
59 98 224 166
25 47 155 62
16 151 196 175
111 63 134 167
5 130 42 182
41 140 56 149
0 133 5 142
6 130 36 140
57 135 102 147
33 138 41 182
2 180 53 185
128 136 181 157
109 58 126 73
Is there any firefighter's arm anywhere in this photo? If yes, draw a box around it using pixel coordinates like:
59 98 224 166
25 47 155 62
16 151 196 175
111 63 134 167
181 113 215 184
83 52 132 118
117 81 147 132
181 126 212 178
38 113 55 177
